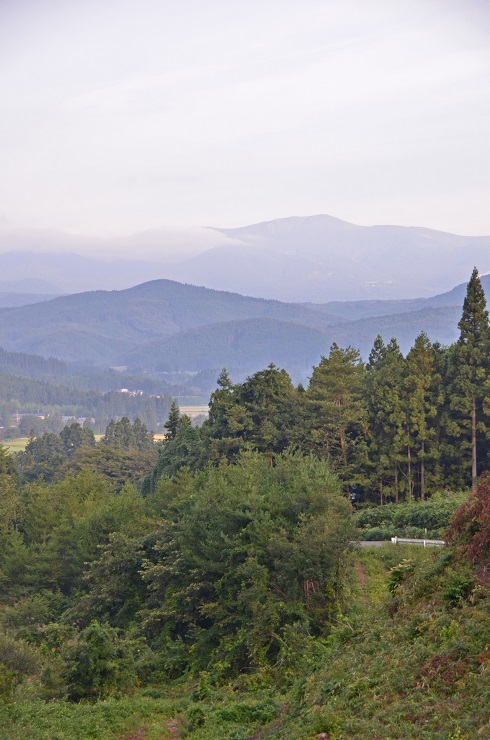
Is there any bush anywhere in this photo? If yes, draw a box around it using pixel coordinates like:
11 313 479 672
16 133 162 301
442 567 475 607
355 496 466 539
62 621 139 701
447 473 490 565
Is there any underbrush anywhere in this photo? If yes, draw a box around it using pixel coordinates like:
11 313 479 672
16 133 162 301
355 495 467 541
1 544 488 739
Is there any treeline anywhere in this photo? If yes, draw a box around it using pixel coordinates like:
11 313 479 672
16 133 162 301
0 372 173 433
146 268 490 502
0 347 68 379
15 418 158 487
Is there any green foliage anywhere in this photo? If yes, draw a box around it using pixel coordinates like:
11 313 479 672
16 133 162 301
0 696 177 739
0 632 41 701
163 399 180 439
0 371 173 433
442 566 475 607
143 423 202 493
141 451 353 677
355 495 466 538
2 269 490 736
204 363 302 463
388 558 415 595
62 620 139 701
102 416 154 451
447 268 490 483
305 344 367 488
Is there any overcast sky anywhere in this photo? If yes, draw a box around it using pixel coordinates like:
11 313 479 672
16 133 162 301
1 0 489 254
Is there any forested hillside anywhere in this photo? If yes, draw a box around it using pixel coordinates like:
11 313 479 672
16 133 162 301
0 275 487 380
0 279 337 365
0 270 489 737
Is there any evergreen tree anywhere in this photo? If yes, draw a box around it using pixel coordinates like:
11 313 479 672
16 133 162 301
306 344 367 490
132 418 154 451
364 337 406 503
164 400 181 440
60 422 95 457
448 268 490 487
404 332 441 499
205 365 299 462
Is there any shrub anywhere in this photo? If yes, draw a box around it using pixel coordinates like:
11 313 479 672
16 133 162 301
62 620 139 701
446 473 490 565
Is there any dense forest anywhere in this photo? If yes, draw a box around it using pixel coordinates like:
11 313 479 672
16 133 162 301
146 268 490 502
0 270 489 737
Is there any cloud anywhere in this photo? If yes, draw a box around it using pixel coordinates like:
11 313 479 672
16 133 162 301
0 225 236 260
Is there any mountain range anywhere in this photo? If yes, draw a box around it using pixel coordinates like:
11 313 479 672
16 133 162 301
1 215 489 302
0 274 483 385
167 215 490 302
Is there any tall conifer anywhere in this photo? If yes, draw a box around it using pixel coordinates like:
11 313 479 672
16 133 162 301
365 337 406 503
307 344 367 490
450 268 490 487
405 332 441 499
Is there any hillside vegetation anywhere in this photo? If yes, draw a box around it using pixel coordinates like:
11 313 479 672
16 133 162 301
0 269 489 737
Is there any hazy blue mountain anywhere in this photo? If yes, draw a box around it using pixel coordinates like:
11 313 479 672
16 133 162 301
123 307 461 382
0 274 484 379
304 274 490 321
0 292 60 308
0 278 61 294
0 280 339 364
125 318 330 376
166 215 490 302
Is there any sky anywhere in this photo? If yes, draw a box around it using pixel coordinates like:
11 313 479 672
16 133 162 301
0 0 489 258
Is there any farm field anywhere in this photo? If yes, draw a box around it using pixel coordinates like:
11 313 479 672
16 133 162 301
3 436 29 452
180 404 209 419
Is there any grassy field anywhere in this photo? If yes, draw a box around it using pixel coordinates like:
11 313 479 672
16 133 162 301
180 404 209 419
3 436 29 452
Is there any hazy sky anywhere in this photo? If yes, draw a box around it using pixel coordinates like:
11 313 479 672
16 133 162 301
1 0 489 250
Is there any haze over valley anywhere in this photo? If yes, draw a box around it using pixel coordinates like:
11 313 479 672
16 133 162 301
2 215 490 302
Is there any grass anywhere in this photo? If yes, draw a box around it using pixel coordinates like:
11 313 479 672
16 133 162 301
3 436 29 452
0 696 179 739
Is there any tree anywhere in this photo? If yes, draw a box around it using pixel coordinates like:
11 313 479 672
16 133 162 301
364 337 406 503
404 332 441 499
16 432 66 483
63 620 138 701
204 365 300 462
306 344 367 491
448 268 490 487
101 417 153 451
132 418 154 451
0 444 22 541
164 400 180 440
60 423 95 457
141 452 353 676
142 422 203 494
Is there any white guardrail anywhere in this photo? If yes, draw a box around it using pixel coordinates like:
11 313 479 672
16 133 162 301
391 537 445 547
